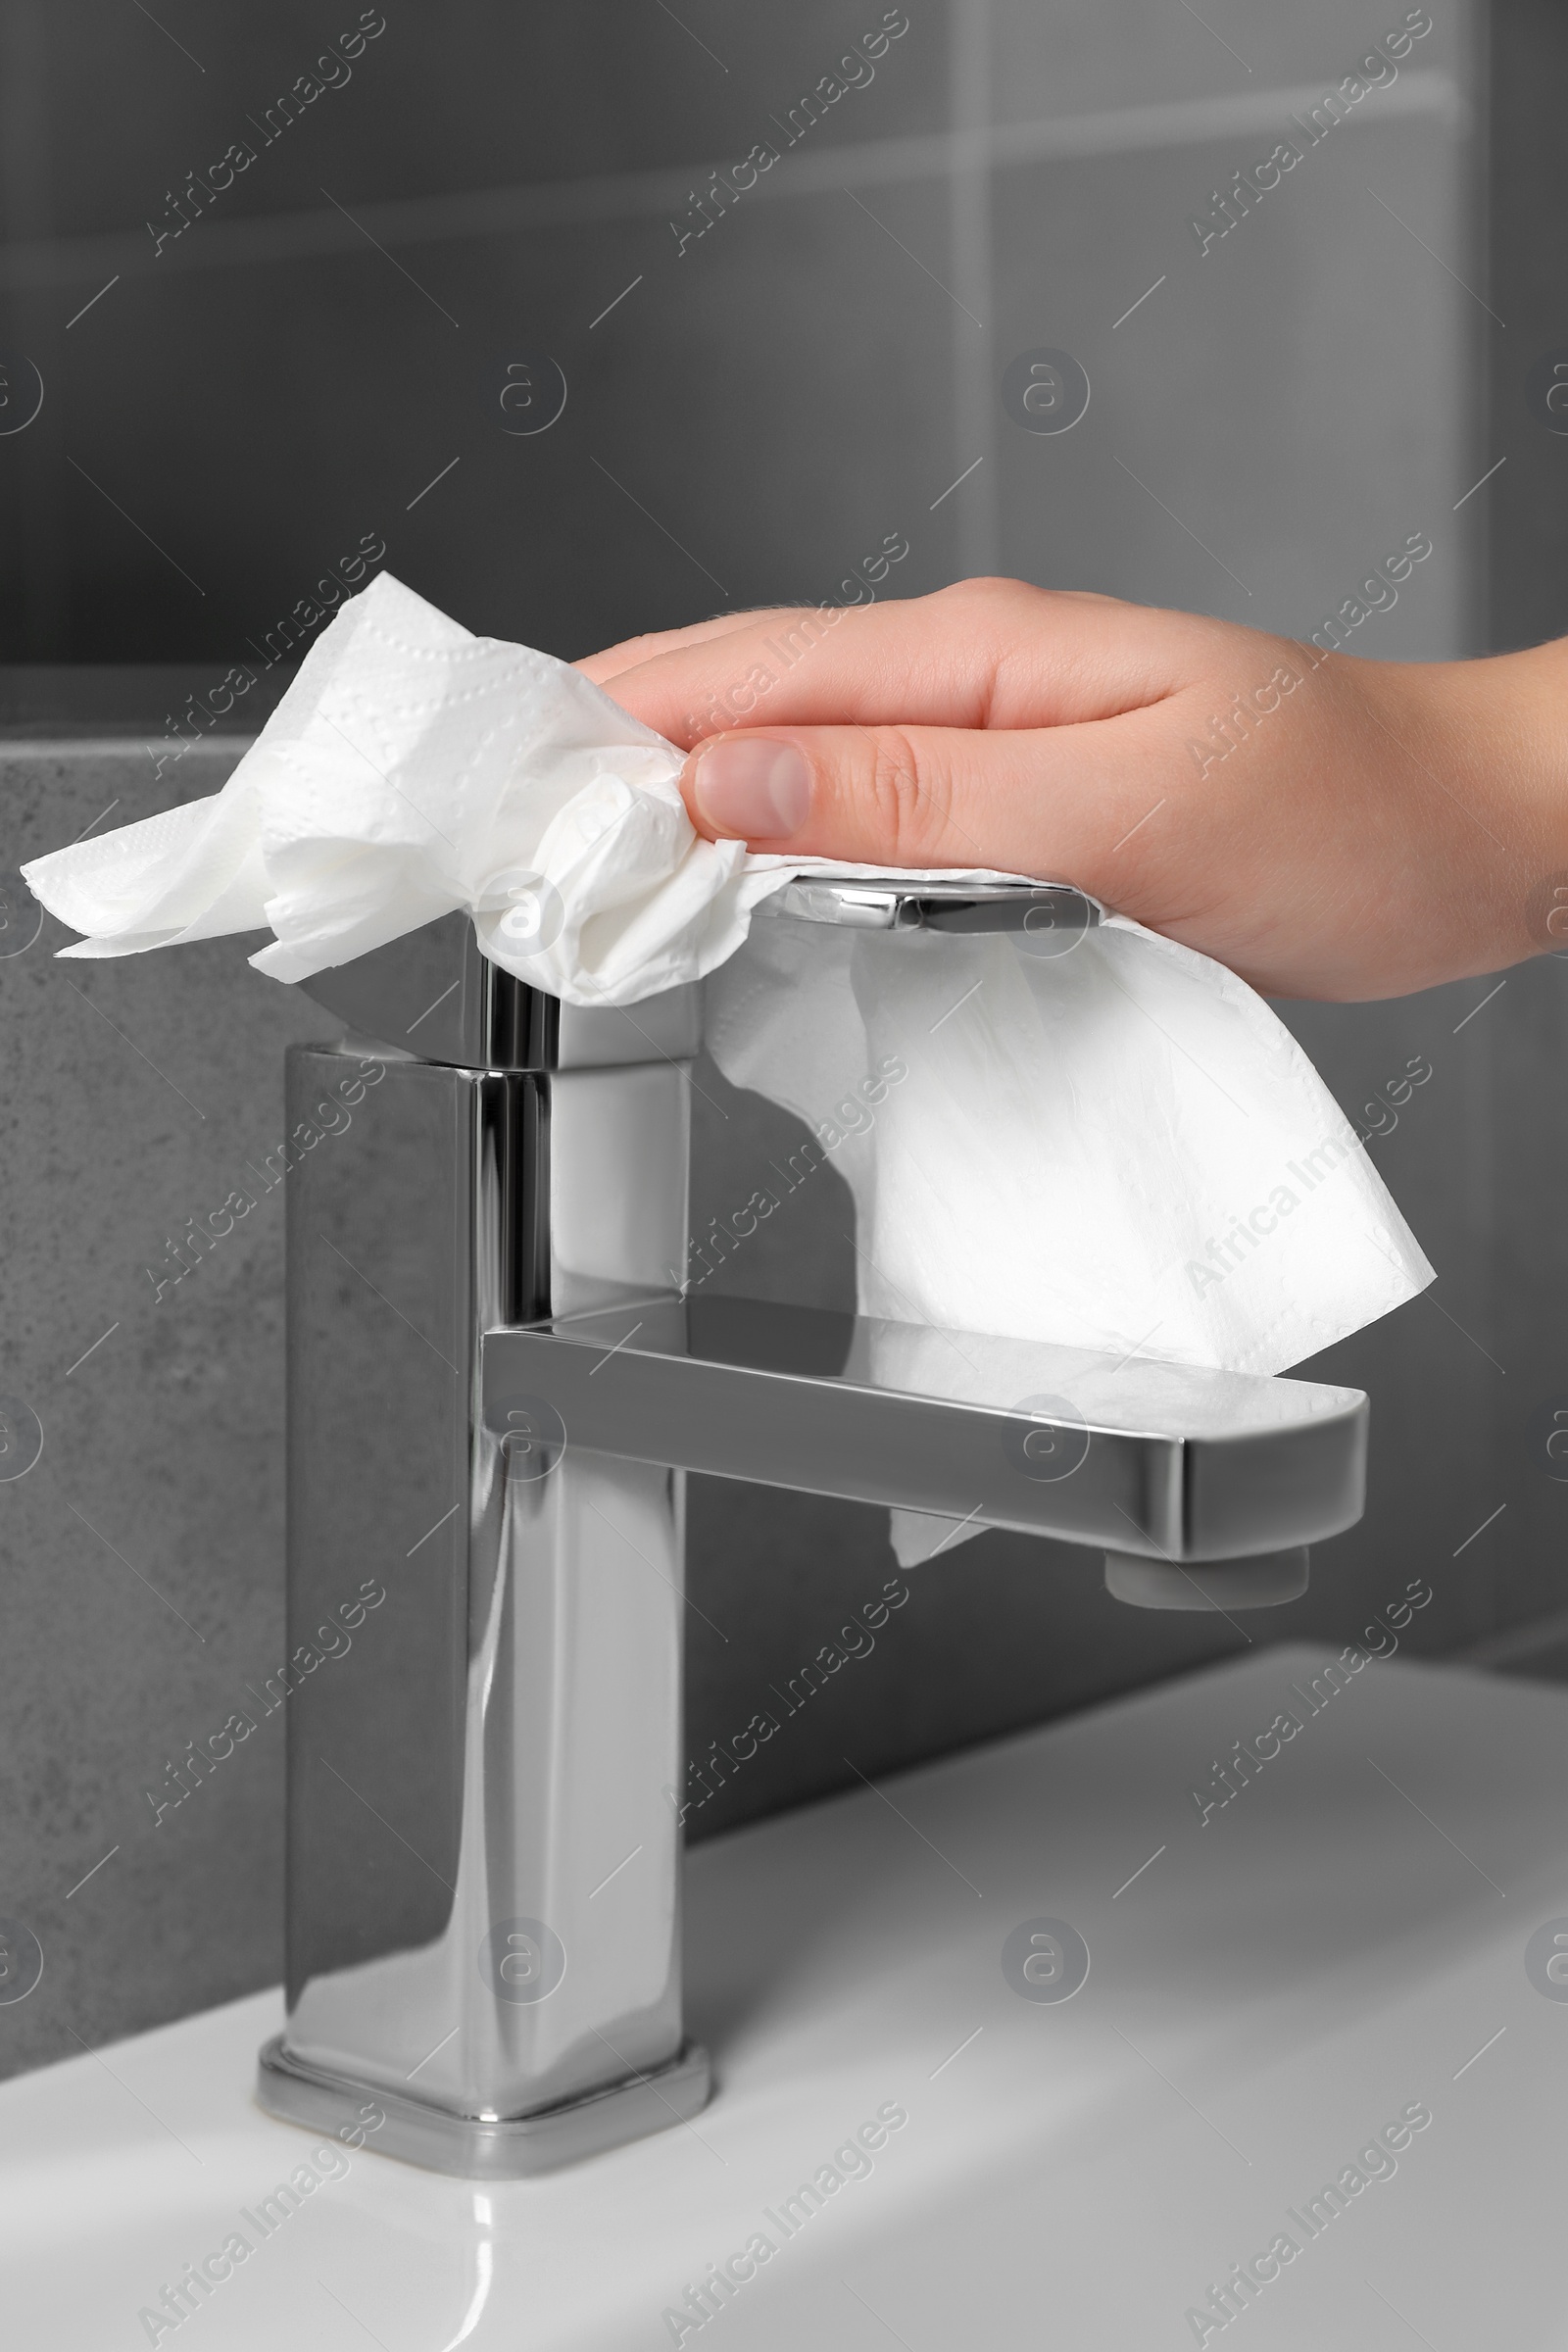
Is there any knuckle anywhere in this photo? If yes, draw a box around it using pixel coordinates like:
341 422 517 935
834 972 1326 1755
863 728 951 859
964 572 1054 603
944 573 1030 612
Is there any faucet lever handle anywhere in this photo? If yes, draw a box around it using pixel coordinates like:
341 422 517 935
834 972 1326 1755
758 873 1099 941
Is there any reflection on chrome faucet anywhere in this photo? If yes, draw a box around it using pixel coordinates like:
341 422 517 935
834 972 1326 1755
143 1577 387 1830
667 1575 912 1828
668 1053 907 1298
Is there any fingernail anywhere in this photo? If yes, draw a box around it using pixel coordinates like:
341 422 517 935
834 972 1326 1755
692 738 810 840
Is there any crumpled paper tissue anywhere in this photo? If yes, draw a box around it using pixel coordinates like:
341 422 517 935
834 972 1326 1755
23 573 1432 1566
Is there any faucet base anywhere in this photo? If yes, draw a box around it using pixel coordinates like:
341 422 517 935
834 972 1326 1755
255 2034 712 2179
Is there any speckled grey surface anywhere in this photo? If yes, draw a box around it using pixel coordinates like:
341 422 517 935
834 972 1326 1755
0 743 330 2076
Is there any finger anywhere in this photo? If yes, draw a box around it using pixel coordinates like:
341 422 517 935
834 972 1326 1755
675 717 1175 892
589 579 1206 749
575 608 799 688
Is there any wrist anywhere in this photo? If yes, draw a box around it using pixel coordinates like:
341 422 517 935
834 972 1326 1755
1382 638 1568 972
1498 638 1568 956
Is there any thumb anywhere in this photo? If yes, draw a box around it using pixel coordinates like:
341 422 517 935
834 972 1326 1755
676 723 1146 878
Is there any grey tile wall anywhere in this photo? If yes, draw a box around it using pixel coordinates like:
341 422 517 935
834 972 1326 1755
987 116 1475 643
989 0 1464 121
1488 0 1568 654
5 0 1550 2088
0 0 957 661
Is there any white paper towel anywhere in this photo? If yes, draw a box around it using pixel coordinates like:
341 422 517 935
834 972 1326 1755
707 911 1432 1563
23 574 1432 1565
23 572 781 1002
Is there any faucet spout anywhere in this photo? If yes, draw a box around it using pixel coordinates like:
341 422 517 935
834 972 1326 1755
483 1295 1367 1564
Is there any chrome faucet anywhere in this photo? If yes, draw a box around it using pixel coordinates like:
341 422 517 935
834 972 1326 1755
255 882 1367 2176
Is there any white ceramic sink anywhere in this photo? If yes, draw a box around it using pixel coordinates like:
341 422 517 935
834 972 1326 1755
7 1643 1566 2349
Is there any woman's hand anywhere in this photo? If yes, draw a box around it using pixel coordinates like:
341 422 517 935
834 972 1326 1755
578 577 1568 1001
